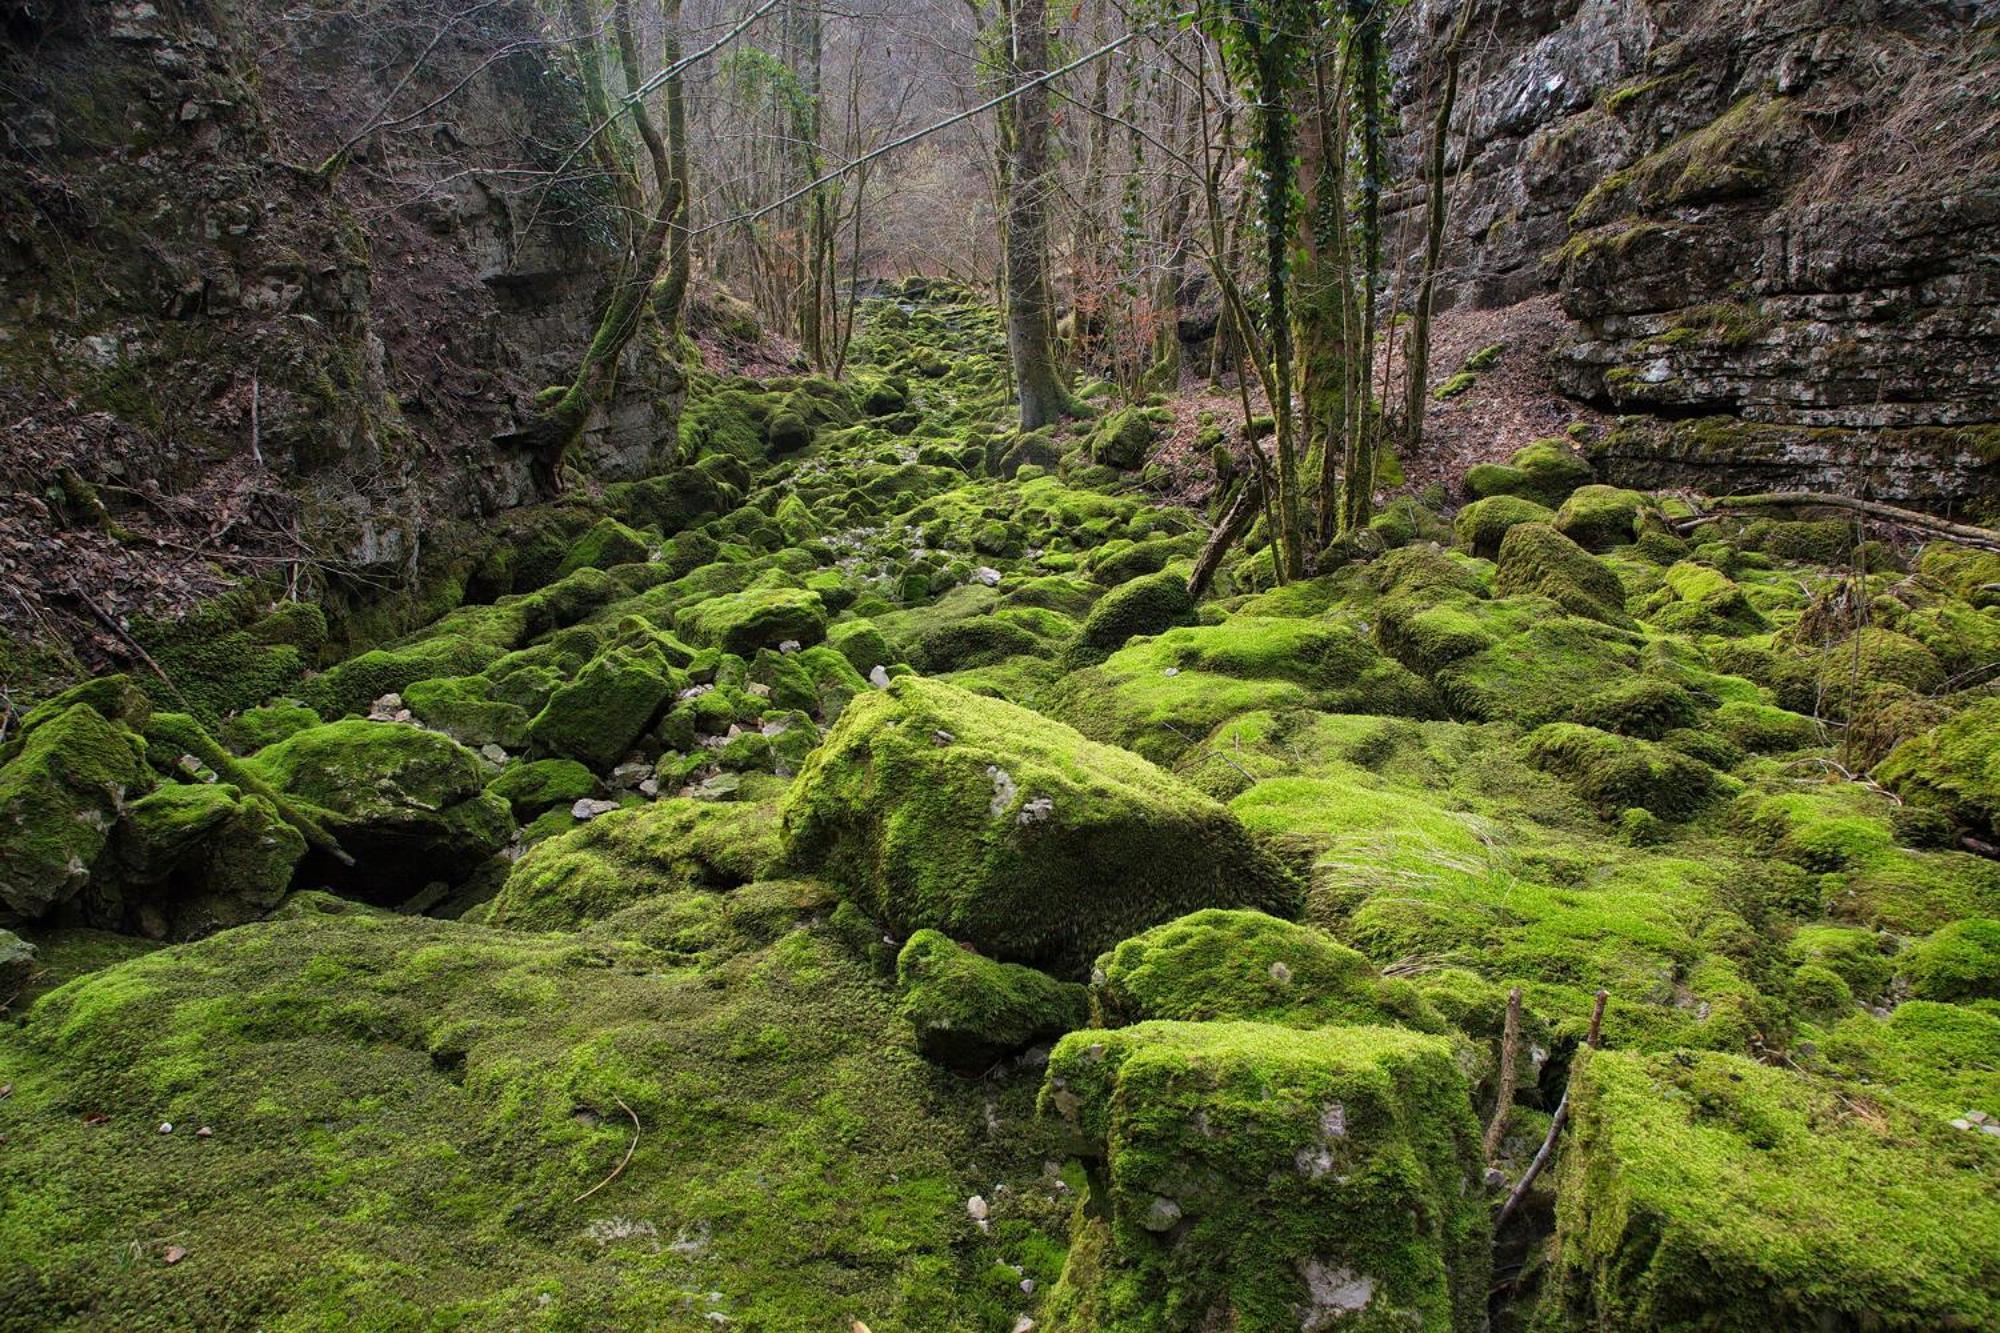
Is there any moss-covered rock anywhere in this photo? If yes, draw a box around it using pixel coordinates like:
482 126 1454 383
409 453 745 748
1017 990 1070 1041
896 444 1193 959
1067 569 1196 667
1553 484 1653 551
484 758 602 820
1524 723 1725 821
526 647 681 770
1089 408 1156 470
110 782 305 936
1542 1048 2000 1330
674 587 828 657
1039 1020 1490 1330
1090 909 1447 1032
0 702 150 919
245 720 512 898
1454 495 1555 559
782 676 1297 970
1465 439 1594 508
1901 917 2000 1002
488 792 783 930
402 675 532 750
1877 696 2000 839
895 929 1088 1068
1645 561 1767 636
300 634 505 720
217 701 322 754
1495 523 1633 626
1567 678 1700 740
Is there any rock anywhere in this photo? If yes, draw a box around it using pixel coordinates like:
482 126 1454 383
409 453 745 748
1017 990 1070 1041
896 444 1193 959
478 743 508 764
966 1194 988 1222
867 665 892 689
973 566 1003 587
571 798 622 821
1088 408 1156 469
896 930 1088 1068
527 647 680 771
0 931 36 997
244 720 513 898
674 587 827 657
1494 522 1634 626
1040 1021 1488 1326
485 758 602 820
111 782 307 936
782 677 1298 970
1065 570 1196 667
0 702 150 920
1551 485 1654 553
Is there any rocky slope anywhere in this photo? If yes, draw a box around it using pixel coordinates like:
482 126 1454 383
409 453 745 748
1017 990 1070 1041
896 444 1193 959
0 0 684 668
1388 0 2000 509
1 287 1997 1329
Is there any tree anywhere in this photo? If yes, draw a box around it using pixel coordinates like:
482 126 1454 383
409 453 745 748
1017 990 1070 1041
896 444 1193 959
1002 0 1076 430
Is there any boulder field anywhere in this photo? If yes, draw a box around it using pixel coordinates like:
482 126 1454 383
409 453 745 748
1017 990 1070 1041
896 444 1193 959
1 288 1997 1330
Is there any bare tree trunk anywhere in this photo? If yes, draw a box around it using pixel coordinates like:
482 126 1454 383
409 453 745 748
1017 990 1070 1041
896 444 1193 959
1337 0 1385 538
1004 0 1072 430
1403 0 1476 457
1189 474 1264 599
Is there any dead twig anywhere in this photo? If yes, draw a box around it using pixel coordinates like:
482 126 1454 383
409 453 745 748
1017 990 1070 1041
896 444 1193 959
1495 988 1606 1233
1482 986 1522 1161
571 1095 641 1205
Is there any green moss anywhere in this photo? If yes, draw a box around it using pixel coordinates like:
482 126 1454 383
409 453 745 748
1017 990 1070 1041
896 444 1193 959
674 586 827 656
1524 723 1724 821
217 701 322 755
1543 1048 2000 1330
485 758 602 820
1464 440 1594 508
1902 918 2000 1002
402 675 532 750
1553 484 1654 552
1040 1020 1489 1330
1065 569 1195 667
1495 523 1633 626
526 647 681 771
894 929 1088 1068
111 782 306 935
1454 495 1555 559
1568 679 1699 740
301 635 506 720
1432 370 1478 401
488 793 783 930
1088 409 1157 469
0 703 151 920
1090 909 1446 1033
1712 701 1820 753
781 676 1298 971
1646 561 1767 635
245 720 512 899
1878 697 2000 839
557 516 653 575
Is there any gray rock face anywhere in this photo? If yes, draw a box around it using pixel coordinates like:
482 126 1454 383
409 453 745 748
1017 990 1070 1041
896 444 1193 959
1387 0 1998 507
0 0 683 576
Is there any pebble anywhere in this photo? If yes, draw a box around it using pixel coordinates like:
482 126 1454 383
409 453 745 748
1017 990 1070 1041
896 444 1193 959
1162 666 1179 677
571 798 621 820
868 665 892 689
974 566 1003 586
1019 1278 1035 1295
478 743 508 764
1011 1317 1037 1333
965 1194 988 1222
778 639 802 654
931 729 955 746
158 1122 173 1135
1140 1197 1182 1232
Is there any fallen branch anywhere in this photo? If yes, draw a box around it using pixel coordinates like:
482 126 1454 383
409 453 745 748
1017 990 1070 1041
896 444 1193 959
572 1094 641 1205
1482 986 1523 1161
1671 492 2000 551
1495 988 1606 1232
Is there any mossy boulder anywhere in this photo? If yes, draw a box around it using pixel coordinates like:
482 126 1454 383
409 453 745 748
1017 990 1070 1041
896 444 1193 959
1901 918 2000 1002
0 702 151 919
1454 495 1555 559
1877 696 2000 839
1553 484 1654 551
675 587 828 657
110 782 306 936
1089 408 1157 470
1068 569 1196 667
1567 678 1700 741
1646 561 1766 636
781 676 1298 970
402 675 532 750
1495 523 1633 626
556 516 653 576
218 701 322 754
484 758 602 820
245 720 512 898
526 647 681 770
488 792 783 930
1524 723 1725 821
1543 1048 2000 1329
895 929 1088 1068
1713 700 1820 753
1090 909 1447 1032
301 634 505 720
1039 1020 1490 1329
1465 439 1593 507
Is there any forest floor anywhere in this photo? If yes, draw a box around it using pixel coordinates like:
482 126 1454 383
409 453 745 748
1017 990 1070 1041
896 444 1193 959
0 284 1996 1331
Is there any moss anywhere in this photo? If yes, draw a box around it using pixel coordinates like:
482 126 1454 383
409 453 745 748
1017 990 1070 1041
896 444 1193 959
110 782 305 936
1464 440 1593 508
1901 918 2000 1002
245 720 513 899
674 586 828 656
1432 370 1478 400
1039 1020 1489 1330
557 516 653 575
1454 495 1554 559
1494 523 1634 626
1712 701 1820 753
1877 697 2000 839
1433 616 1642 726
1553 484 1654 552
401 675 532 750
300 635 506 720
0 703 151 920
526 647 680 771
1087 409 1157 470
487 793 783 930
1542 1048 2000 1330
1806 1001 2000 1122
781 676 1297 971
1065 569 1196 667
1524 723 1724 821
908 615 1048 674
0 896 1065 1329
485 758 603 820
1785 924 1894 999
1646 561 1767 636
894 929 1088 1068
1090 909 1447 1033
218 701 322 754
1567 679 1699 740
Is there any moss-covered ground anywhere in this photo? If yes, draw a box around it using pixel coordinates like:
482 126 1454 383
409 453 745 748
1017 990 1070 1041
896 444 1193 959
2 281 1996 1329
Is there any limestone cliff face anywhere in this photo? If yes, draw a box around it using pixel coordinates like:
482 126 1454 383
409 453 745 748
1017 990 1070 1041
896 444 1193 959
1390 0 1999 509
0 0 682 578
